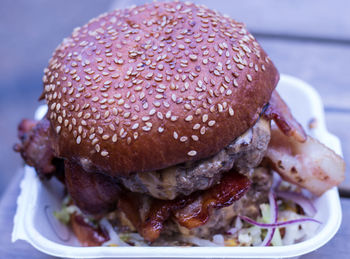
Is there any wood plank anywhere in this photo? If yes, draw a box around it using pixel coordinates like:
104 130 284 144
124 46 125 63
256 38 350 109
112 0 350 40
189 0 350 40
325 112 350 194
0 0 112 97
0 96 39 197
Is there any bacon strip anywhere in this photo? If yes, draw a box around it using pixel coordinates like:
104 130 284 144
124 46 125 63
119 172 251 242
265 127 345 196
70 213 109 246
264 91 307 142
14 118 64 180
141 195 193 242
65 161 120 216
174 173 251 229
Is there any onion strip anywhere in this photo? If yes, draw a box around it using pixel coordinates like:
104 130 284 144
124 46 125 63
276 191 317 217
239 216 321 228
260 192 278 246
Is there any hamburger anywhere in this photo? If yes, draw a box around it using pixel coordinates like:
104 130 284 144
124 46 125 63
15 1 345 247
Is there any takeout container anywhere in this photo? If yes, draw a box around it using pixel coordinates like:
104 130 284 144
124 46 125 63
12 74 343 258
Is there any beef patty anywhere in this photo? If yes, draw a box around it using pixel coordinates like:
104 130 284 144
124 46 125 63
120 118 271 200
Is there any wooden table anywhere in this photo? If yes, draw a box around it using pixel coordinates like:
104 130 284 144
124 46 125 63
1 0 349 258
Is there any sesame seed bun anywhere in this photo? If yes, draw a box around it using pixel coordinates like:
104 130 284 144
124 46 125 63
43 1 279 177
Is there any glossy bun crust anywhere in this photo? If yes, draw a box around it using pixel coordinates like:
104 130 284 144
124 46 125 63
43 1 279 177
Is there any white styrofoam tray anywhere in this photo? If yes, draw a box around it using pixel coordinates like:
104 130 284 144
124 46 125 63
12 74 343 258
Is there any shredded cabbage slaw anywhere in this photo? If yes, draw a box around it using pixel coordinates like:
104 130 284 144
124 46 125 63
54 173 321 247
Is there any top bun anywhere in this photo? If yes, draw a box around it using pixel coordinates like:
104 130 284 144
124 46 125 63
43 1 279 177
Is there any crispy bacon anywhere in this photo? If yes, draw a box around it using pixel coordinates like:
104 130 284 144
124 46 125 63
14 118 64 180
118 191 193 242
117 192 142 231
70 213 109 246
65 161 120 216
118 172 251 242
265 127 345 196
264 91 307 142
141 195 193 242
174 173 251 229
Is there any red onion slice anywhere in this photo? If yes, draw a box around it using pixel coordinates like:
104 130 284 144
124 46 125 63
239 215 321 228
260 192 278 246
276 191 317 217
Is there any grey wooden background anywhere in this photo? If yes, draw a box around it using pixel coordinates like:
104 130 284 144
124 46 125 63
0 0 349 258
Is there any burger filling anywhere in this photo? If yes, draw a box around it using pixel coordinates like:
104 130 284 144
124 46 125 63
120 117 270 200
16 113 270 243
15 91 345 246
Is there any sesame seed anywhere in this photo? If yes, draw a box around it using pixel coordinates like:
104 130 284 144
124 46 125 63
189 54 197 61
185 115 193 121
91 136 98 144
229 107 235 116
112 134 118 142
131 123 139 130
202 114 208 123
149 108 156 115
218 104 223 112
180 136 188 142
157 112 164 120
233 79 238 87
247 74 252 82
188 150 197 156
101 150 109 157
193 123 200 130
237 64 245 70
255 64 259 72
173 131 178 139
191 135 199 141
109 124 116 131
184 104 192 110
104 110 110 118
208 120 216 127
76 136 81 144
